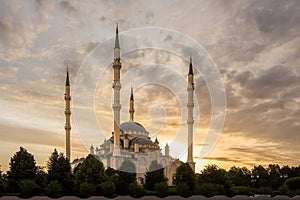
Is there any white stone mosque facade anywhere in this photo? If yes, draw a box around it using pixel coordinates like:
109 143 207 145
66 25 196 185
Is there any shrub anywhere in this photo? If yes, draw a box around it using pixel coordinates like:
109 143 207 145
270 191 280 197
19 179 40 198
279 184 289 194
231 186 251 195
194 183 218 197
176 182 191 198
100 180 116 198
45 180 62 198
79 182 96 198
154 182 168 198
129 182 144 198
285 177 300 191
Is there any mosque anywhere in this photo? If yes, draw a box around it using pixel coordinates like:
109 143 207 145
65 25 196 185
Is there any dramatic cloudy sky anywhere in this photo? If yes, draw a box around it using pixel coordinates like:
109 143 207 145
0 0 299 173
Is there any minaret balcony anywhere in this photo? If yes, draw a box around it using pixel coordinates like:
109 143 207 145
187 102 194 107
187 119 194 124
64 110 71 115
64 125 71 130
64 96 71 100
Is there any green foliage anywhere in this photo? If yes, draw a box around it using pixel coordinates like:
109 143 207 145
198 164 229 188
34 167 47 193
154 182 168 198
251 165 269 188
129 182 144 198
0 175 5 196
144 160 167 190
47 150 73 194
79 182 96 198
74 154 106 186
227 166 251 186
116 159 136 195
231 186 250 195
174 163 195 191
18 179 40 198
279 184 289 194
45 180 62 198
194 183 224 197
8 147 37 191
176 182 191 198
285 177 300 191
100 180 116 197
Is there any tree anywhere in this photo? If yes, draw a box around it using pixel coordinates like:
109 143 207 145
116 159 136 195
144 160 167 190
197 164 229 193
47 149 73 194
74 154 106 186
252 165 269 188
227 166 251 186
267 164 281 190
18 179 40 198
7 147 37 192
35 166 47 193
0 166 5 196
174 163 195 191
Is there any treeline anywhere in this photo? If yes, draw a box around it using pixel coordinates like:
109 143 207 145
0 147 300 198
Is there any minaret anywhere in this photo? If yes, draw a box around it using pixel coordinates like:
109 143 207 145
129 86 135 121
187 56 195 172
165 143 169 157
64 68 71 160
112 23 121 156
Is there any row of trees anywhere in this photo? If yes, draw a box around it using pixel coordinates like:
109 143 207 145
0 147 300 198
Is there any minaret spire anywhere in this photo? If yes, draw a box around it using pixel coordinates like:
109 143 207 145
189 56 194 75
112 23 122 157
187 56 195 172
114 23 120 56
64 68 71 160
66 68 70 86
129 86 135 121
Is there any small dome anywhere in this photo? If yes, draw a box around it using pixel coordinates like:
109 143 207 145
133 137 154 145
120 121 147 133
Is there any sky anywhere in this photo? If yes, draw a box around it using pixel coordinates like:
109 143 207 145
0 0 300 173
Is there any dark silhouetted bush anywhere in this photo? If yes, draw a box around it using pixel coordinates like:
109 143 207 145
100 180 116 198
231 186 251 195
176 182 191 198
19 179 40 198
79 182 96 198
285 177 300 191
154 182 168 198
45 180 62 198
129 182 144 198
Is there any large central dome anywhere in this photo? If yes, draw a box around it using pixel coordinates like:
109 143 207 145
120 121 148 136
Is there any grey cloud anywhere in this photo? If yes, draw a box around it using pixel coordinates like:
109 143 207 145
59 1 78 13
242 65 299 99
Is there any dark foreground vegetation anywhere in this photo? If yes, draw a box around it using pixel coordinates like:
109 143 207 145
0 147 300 198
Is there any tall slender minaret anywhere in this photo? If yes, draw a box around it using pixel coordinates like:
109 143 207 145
129 86 135 121
112 23 121 156
64 68 71 160
187 56 195 172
